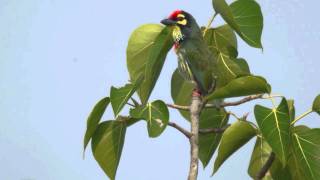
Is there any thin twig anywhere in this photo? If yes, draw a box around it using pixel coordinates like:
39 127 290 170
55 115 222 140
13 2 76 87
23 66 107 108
206 94 264 108
166 103 190 111
168 122 192 139
126 102 135 107
255 152 275 180
199 124 230 134
167 94 264 111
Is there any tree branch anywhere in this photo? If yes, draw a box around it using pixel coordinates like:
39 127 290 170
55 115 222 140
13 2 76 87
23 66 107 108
255 152 275 180
188 95 203 180
167 94 264 111
168 122 192 139
199 124 230 134
166 103 190 111
206 94 264 108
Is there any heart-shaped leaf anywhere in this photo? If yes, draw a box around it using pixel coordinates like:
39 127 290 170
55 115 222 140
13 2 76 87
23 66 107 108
248 137 272 179
83 97 110 153
171 69 194 120
213 120 256 174
110 76 143 116
254 98 291 165
91 121 126 180
127 24 173 104
312 94 320 115
207 75 271 100
199 109 229 167
215 53 249 88
270 156 292 180
130 100 169 138
291 126 320 180
212 0 263 48
203 25 237 58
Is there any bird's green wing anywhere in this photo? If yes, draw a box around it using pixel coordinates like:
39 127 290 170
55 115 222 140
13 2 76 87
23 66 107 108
178 38 217 94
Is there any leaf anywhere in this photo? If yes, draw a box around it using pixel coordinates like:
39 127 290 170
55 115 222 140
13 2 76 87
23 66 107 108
248 137 272 179
116 116 140 127
212 0 263 48
214 53 248 88
254 98 291 165
110 76 143 116
270 156 292 180
126 24 173 104
199 109 229 167
236 58 250 74
207 75 271 100
171 69 194 120
130 100 169 138
91 121 126 180
291 126 320 180
203 25 251 87
83 97 110 153
312 94 320 115
203 24 238 58
213 120 256 174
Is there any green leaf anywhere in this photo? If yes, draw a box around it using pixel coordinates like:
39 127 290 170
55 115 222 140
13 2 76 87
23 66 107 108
110 76 143 116
130 100 169 138
312 94 320 115
116 116 140 127
212 0 263 48
291 126 320 180
171 69 194 120
91 121 126 180
248 137 272 179
254 98 291 165
83 97 110 153
203 24 238 58
126 24 173 104
236 58 250 74
213 120 256 174
270 156 292 180
214 53 248 88
199 109 229 167
207 75 271 100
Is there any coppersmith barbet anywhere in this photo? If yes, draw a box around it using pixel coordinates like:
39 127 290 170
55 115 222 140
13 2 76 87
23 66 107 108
161 10 218 96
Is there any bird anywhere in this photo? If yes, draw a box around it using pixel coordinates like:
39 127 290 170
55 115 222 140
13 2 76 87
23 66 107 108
161 10 218 97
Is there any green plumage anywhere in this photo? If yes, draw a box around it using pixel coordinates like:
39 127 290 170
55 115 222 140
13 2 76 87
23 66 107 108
174 13 217 95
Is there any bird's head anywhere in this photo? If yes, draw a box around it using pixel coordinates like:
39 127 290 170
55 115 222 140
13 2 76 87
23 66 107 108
161 10 201 46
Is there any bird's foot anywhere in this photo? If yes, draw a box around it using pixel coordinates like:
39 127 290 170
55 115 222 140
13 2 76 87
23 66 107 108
192 88 202 97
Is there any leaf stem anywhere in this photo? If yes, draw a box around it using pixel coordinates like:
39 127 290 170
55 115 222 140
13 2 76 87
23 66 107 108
203 13 218 37
291 109 313 125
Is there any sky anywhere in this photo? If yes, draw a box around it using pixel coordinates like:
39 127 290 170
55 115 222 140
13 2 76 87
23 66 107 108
0 0 320 179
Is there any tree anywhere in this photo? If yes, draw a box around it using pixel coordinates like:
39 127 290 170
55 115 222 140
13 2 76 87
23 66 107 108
83 0 320 180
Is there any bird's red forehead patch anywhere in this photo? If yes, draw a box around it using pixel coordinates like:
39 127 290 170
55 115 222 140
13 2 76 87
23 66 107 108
169 10 183 19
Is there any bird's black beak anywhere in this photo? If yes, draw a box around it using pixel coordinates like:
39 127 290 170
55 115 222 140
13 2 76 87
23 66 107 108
161 18 176 26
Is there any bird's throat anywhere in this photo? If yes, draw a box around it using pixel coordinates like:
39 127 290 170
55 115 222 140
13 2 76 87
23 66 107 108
172 26 184 48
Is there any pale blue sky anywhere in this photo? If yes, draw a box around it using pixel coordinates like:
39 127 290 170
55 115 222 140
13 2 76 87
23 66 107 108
1 0 319 180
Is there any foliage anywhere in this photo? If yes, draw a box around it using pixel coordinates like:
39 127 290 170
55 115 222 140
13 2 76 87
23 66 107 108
83 0 320 179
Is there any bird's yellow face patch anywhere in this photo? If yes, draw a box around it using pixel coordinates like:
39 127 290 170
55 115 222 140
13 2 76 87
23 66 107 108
176 14 187 26
172 26 184 43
